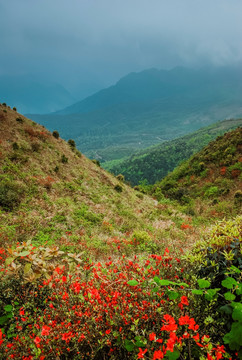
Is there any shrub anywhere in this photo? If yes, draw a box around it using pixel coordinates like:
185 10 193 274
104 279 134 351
114 184 123 192
61 154 68 163
204 185 220 198
0 180 24 211
13 107 17 111
52 130 59 139
92 159 100 167
31 142 41 152
16 117 24 123
234 190 242 205
68 139 76 148
12 142 19 151
116 174 125 182
184 217 242 358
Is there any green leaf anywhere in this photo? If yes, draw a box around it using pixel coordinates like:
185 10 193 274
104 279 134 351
179 282 189 288
197 279 211 289
167 290 179 300
152 287 159 293
236 283 242 296
224 292 236 301
5 257 14 266
223 322 242 351
135 336 145 347
166 350 180 360
4 305 13 312
24 263 32 274
159 279 171 286
220 304 233 315
222 277 237 289
124 339 135 352
153 276 162 285
205 289 218 301
229 265 241 274
0 316 9 325
231 302 242 322
127 280 139 286
18 251 30 257
192 289 203 295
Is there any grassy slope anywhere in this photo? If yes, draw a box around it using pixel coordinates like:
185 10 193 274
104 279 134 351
104 119 242 185
0 106 242 360
0 105 198 256
155 127 242 218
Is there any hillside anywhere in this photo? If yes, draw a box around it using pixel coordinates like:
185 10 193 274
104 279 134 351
155 127 242 218
0 103 196 256
28 65 242 162
0 104 241 359
105 118 242 185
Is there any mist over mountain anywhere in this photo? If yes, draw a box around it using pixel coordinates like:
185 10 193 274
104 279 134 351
29 65 242 162
0 75 76 114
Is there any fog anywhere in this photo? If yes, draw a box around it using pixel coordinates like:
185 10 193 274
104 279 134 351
1 0 242 99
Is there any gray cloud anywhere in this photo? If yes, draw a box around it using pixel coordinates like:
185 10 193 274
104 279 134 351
1 0 242 97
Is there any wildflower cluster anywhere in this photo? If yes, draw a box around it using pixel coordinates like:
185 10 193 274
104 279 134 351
0 247 230 359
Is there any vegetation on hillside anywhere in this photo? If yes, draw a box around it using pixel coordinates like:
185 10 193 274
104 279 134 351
0 105 241 359
153 127 242 218
105 119 242 185
29 65 242 162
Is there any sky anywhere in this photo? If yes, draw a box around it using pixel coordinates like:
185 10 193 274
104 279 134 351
0 0 242 99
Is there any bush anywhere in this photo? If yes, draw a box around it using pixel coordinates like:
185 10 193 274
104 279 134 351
13 107 17 111
0 180 24 211
61 154 68 163
114 184 123 192
234 190 242 205
31 142 41 152
68 139 76 148
12 142 19 151
92 159 100 167
52 130 59 139
116 174 125 182
16 117 24 123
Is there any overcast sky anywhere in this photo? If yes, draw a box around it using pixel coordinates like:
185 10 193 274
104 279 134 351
0 0 242 98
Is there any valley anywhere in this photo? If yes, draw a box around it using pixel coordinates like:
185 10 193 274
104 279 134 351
0 104 241 359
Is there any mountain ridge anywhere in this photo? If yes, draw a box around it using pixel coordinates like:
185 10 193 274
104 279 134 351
28 64 242 162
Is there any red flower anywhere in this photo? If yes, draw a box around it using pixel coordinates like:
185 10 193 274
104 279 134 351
19 307 25 316
34 336 41 345
138 348 148 358
149 332 156 341
180 296 189 306
161 314 177 332
153 350 164 359
41 325 51 336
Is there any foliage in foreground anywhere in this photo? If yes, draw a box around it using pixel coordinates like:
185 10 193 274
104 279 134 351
0 216 241 359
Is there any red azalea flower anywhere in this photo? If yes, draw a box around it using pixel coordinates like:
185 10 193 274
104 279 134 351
149 332 156 341
153 350 164 359
180 295 189 306
34 336 41 345
138 348 148 358
41 325 51 336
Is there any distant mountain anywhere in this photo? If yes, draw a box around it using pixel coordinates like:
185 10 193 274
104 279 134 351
29 65 242 161
105 118 242 185
0 75 75 114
